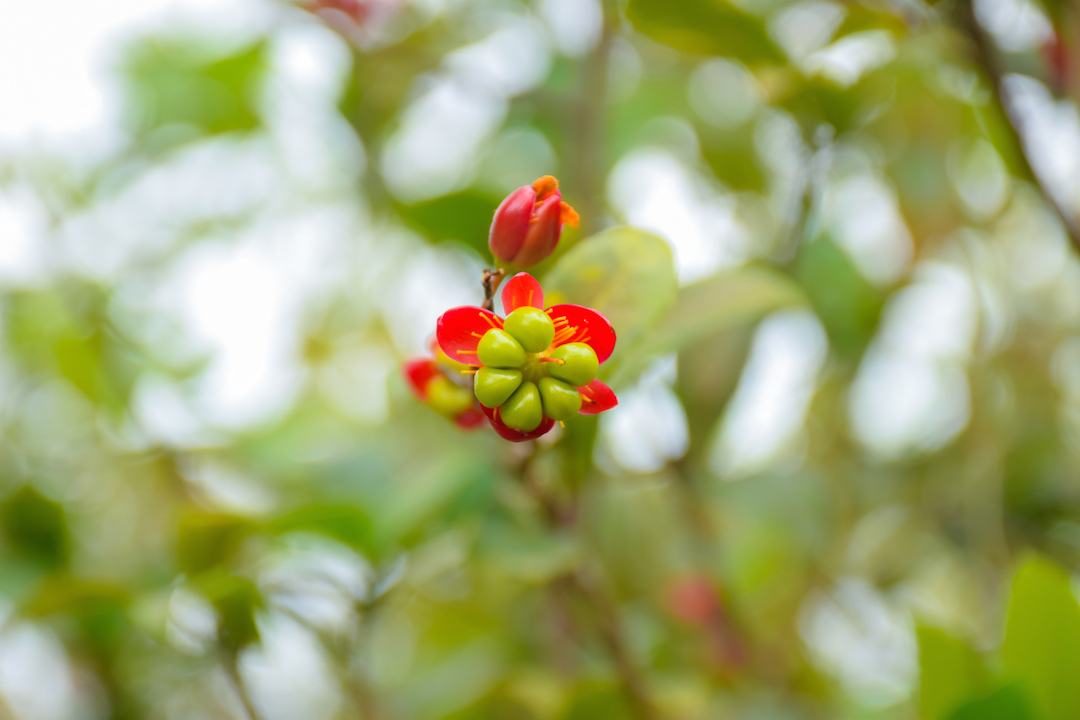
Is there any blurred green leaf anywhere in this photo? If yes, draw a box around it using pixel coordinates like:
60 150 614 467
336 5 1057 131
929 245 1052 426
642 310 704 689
796 237 884 360
177 513 259 576
948 684 1039 720
625 0 785 65
1002 554 1080 720
194 571 263 650
561 681 634 720
607 264 805 387
124 39 266 138
1 487 71 570
917 625 992 720
396 189 504 256
269 503 373 552
544 227 678 369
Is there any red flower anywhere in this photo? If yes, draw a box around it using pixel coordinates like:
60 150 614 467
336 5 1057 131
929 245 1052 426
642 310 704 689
435 272 618 442
489 176 580 268
402 354 485 430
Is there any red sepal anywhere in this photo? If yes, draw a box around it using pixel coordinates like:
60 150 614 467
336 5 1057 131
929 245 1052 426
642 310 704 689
454 407 486 430
501 272 544 313
489 186 536 264
481 404 556 442
402 357 439 400
436 306 503 365
577 379 618 415
546 305 617 364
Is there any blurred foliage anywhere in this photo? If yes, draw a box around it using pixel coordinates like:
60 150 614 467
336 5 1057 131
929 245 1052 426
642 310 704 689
4 0 1080 718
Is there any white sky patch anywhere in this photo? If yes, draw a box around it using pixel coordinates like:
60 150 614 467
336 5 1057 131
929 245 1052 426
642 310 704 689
539 0 603 57
381 79 508 202
241 612 344 720
0 0 272 158
607 147 748 284
263 21 366 189
369 230 483 355
318 340 397 423
975 0 1052 53
799 578 918 705
710 309 828 480
822 172 913 286
849 260 978 458
770 0 847 63
596 355 689 474
0 607 81 720
383 16 551 202
445 17 551 96
59 135 283 281
0 187 49 288
1006 74 1080 220
804 30 896 89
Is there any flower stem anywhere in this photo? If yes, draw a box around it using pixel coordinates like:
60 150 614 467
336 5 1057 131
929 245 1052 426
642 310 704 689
481 268 505 312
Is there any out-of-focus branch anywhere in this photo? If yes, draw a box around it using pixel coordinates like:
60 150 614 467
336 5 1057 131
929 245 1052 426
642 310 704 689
957 0 1080 253
515 450 658 720
222 651 264 720
571 0 619 235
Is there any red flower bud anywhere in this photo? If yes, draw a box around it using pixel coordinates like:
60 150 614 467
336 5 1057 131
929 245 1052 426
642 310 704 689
489 176 579 268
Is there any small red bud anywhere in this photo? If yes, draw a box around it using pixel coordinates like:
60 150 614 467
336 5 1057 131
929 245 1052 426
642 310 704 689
489 176 578 268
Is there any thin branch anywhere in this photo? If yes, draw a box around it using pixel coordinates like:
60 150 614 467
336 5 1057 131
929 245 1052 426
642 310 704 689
570 570 659 720
957 0 1080 253
481 268 505 312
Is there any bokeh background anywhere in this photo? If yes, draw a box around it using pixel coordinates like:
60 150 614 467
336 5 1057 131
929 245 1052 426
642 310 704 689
4 0 1080 718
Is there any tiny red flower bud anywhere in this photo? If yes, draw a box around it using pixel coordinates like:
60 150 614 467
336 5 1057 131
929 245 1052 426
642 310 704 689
489 176 579 268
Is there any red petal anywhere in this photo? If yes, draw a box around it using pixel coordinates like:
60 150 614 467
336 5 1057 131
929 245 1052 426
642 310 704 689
481 404 556 442
501 272 544 313
402 357 439 400
454 406 486 430
514 194 562 267
577 379 618 415
436 306 503 366
489 186 535 264
546 305 617 363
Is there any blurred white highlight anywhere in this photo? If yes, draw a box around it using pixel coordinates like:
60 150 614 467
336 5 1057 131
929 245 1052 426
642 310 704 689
710 309 828 479
597 355 689 474
849 260 977 458
688 59 762 129
799 578 917 705
608 148 747 284
539 0 603 57
823 172 913 286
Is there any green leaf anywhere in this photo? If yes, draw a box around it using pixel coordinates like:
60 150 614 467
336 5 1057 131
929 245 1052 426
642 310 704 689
123 39 266 139
0 487 71 570
917 625 992 720
948 684 1039 720
625 0 785 65
268 503 373 552
796 237 884 360
1002 554 1080 720
193 571 263 651
177 513 259 576
396 190 504 256
606 263 805 387
543 227 678 369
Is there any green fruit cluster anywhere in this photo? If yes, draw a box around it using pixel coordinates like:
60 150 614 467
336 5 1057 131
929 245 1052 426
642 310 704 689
473 308 600 432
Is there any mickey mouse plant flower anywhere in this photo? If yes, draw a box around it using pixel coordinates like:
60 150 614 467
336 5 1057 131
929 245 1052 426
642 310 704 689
436 272 618 441
489 176 579 268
